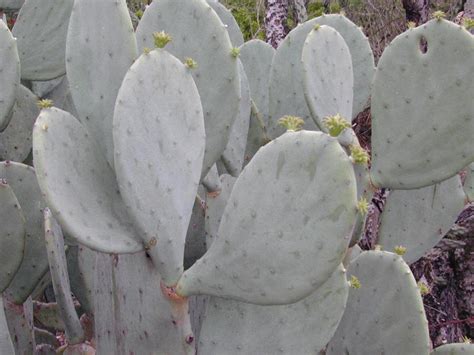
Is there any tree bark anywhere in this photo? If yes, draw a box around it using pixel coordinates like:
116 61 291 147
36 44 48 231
292 0 308 24
265 0 289 48
401 0 430 25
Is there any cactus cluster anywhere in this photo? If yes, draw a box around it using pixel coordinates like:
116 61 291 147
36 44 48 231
0 0 473 354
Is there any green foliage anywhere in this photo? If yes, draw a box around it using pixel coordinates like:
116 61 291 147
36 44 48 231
221 0 265 41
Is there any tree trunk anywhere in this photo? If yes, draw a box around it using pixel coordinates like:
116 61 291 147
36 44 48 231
265 0 289 48
401 0 430 25
292 0 308 24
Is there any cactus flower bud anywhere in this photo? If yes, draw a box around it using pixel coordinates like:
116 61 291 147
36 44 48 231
153 31 172 48
37 99 54 109
323 113 351 137
278 115 305 132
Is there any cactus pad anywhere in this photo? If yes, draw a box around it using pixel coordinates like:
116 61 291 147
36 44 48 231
136 0 240 178
12 0 74 80
44 208 84 345
0 181 25 293
177 131 357 305
302 25 353 130
198 265 348 354
33 108 142 254
378 175 466 264
0 162 48 304
327 251 431 355
0 20 20 132
0 85 39 162
371 19 474 189
113 49 205 285
431 343 474 354
66 0 138 167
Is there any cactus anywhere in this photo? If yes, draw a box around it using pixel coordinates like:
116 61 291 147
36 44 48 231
33 107 143 254
377 175 466 264
66 0 138 167
0 85 39 162
198 264 348 354
136 0 241 178
1 1 472 353
370 19 474 189
12 0 74 81
463 163 474 202
302 25 353 131
177 130 357 305
207 0 244 47
239 39 275 162
0 162 49 304
326 251 432 355
0 180 25 293
113 48 206 285
0 20 20 132
431 343 474 354
268 14 374 138
220 61 251 176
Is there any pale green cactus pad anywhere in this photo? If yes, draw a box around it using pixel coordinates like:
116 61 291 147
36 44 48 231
113 49 205 285
463 163 474 202
30 76 64 98
66 0 137 167
0 20 20 132
3 296 35 353
136 0 240 178
42 76 78 118
177 131 357 305
268 14 374 138
313 14 374 119
44 208 84 345
240 39 275 119
66 246 95 314
205 174 237 248
0 298 15 354
378 175 466 264
239 39 274 161
0 0 24 9
208 1 244 46
327 251 431 355
431 343 474 354
0 181 25 293
0 162 48 304
198 265 348 354
0 85 39 162
33 108 143 254
302 25 353 130
184 195 207 269
267 20 320 138
221 61 251 176
12 0 74 80
93 253 195 354
371 19 474 189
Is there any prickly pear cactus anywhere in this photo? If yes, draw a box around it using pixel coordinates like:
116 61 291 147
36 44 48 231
177 130 357 305
33 107 143 254
113 48 205 285
12 0 74 80
136 0 240 178
198 265 348 354
0 20 20 132
371 19 474 189
0 180 25 293
327 251 431 355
